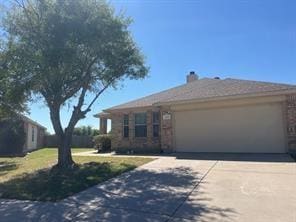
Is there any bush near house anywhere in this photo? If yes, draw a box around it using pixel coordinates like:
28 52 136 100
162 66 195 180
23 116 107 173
0 117 25 156
93 134 112 153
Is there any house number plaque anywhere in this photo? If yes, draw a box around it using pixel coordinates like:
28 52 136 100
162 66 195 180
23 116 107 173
163 113 171 120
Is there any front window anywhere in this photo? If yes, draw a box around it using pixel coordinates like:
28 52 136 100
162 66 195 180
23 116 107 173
135 113 147 137
123 114 129 138
153 112 160 137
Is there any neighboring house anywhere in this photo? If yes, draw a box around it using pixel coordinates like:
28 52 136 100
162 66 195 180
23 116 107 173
95 72 296 154
21 115 46 152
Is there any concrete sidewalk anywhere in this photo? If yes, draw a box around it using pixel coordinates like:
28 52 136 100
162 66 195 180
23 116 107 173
72 150 168 158
0 154 295 222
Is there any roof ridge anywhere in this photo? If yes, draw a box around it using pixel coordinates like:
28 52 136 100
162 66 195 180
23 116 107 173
158 78 220 103
225 78 296 87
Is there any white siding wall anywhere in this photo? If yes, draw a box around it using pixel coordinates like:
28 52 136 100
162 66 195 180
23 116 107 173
26 123 38 151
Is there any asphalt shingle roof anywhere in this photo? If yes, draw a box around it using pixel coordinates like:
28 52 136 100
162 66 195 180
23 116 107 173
106 78 296 111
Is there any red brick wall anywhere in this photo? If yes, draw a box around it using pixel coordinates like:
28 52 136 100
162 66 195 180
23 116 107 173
111 108 161 153
286 94 296 153
160 107 173 152
111 107 175 153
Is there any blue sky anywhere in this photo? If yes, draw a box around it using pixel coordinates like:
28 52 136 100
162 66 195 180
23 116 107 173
25 0 296 133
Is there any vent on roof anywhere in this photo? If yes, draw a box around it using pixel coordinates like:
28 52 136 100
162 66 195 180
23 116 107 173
186 71 198 83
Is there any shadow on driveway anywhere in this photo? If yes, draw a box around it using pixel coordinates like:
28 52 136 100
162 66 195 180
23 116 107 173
0 165 237 221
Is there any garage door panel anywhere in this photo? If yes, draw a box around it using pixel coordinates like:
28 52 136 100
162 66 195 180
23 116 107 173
175 103 286 153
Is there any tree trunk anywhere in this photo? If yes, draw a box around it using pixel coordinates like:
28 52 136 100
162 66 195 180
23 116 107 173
49 105 76 168
57 134 74 168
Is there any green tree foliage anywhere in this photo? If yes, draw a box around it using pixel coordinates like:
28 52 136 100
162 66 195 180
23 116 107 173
0 43 30 117
1 0 148 167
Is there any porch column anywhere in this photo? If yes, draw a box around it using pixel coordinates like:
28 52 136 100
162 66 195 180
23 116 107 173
99 117 108 134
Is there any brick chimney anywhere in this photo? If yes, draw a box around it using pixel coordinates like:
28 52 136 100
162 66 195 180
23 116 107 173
186 71 198 83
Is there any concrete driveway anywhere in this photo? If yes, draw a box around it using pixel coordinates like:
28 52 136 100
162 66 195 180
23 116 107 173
0 153 295 222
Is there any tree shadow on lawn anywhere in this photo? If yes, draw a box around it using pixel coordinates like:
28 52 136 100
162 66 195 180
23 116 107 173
0 162 135 201
0 165 237 222
0 161 19 177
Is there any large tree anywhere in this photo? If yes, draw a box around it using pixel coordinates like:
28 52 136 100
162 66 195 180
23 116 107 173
1 0 148 167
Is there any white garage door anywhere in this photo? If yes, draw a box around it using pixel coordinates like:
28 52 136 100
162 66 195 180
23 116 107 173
174 103 286 153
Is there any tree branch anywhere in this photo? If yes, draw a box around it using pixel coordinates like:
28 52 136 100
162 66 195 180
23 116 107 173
13 0 35 30
83 76 117 114
64 74 93 135
61 55 100 102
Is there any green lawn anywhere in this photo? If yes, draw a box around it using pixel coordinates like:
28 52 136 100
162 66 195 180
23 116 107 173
0 148 152 201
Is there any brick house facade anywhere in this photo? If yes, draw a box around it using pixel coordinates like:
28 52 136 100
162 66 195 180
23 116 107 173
96 74 296 154
285 94 296 153
100 108 162 153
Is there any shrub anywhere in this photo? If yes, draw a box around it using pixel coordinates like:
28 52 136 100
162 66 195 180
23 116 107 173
93 134 111 153
0 117 26 155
